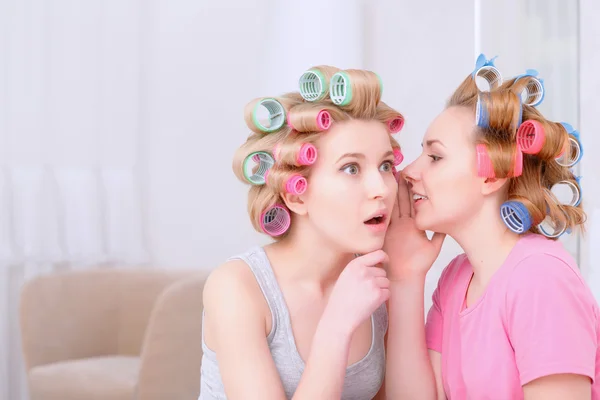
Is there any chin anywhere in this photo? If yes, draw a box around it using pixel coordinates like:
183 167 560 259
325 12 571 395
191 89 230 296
352 237 385 255
415 214 437 233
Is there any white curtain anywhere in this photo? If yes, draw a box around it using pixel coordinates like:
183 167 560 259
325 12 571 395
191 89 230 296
0 1 149 399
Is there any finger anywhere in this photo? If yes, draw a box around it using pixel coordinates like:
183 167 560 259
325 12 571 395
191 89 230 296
390 194 400 222
409 187 416 218
355 249 389 267
374 276 389 289
379 288 391 303
396 172 412 218
366 266 387 277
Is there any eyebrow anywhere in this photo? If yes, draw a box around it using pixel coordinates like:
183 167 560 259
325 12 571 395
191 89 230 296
336 150 395 163
422 139 446 148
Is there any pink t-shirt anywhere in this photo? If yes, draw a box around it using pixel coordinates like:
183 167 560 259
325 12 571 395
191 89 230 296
426 233 600 399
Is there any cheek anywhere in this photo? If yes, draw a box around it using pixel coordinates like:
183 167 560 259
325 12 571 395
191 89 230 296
305 177 352 219
423 166 479 209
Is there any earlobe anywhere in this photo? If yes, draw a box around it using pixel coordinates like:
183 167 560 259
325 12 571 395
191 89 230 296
482 177 509 195
281 192 307 216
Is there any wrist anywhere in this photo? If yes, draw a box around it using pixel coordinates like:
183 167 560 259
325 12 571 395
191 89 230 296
388 270 428 285
318 307 354 341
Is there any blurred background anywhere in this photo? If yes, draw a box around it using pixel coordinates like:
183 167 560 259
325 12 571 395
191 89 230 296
1 0 598 398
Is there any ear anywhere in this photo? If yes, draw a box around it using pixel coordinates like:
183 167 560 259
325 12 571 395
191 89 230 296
281 192 308 216
481 177 509 195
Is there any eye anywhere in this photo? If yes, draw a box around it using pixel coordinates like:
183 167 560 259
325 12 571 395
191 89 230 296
380 160 394 172
341 163 359 175
428 154 442 162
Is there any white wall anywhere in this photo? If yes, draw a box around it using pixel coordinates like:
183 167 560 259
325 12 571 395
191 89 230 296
141 1 476 316
140 0 595 310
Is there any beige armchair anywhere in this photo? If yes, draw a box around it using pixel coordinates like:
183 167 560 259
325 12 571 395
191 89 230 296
19 267 210 400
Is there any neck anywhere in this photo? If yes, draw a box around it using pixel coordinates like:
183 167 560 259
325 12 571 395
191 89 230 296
449 203 521 286
265 223 354 289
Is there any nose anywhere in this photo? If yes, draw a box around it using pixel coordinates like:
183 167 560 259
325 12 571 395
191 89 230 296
401 159 421 185
365 168 391 200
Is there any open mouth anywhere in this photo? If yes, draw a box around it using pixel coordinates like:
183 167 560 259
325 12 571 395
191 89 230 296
364 214 386 225
413 193 428 205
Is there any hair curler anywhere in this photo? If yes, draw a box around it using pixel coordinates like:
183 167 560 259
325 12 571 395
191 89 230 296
297 143 317 165
287 109 332 132
260 204 291 236
550 180 582 207
472 53 503 91
537 213 568 238
477 143 522 178
247 98 287 133
500 200 532 234
243 151 275 185
388 117 404 134
476 144 495 178
475 93 491 128
515 69 545 107
285 174 308 195
329 71 353 106
555 136 582 167
393 148 404 166
299 69 329 102
516 120 546 155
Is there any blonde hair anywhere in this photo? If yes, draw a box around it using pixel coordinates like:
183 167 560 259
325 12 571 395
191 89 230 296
233 65 404 239
448 63 585 238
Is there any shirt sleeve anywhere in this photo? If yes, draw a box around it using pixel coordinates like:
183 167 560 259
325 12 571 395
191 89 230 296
506 253 598 386
425 258 460 353
425 281 443 353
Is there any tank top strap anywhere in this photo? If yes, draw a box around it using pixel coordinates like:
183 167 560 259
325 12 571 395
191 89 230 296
227 246 289 341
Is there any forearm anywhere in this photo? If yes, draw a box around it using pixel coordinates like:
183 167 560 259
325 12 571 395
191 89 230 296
385 275 437 400
293 317 351 400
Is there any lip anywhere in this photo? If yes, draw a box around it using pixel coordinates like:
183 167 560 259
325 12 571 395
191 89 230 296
364 209 389 234
411 190 428 210
364 209 388 222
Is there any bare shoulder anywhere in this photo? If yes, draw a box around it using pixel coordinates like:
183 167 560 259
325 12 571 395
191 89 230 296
203 258 267 316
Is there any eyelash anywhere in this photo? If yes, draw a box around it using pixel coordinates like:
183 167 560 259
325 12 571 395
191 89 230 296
428 154 442 162
341 160 394 174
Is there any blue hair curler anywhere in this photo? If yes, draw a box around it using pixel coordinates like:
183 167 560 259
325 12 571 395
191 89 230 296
476 93 491 128
555 136 583 167
500 200 532 234
560 122 579 138
550 179 582 207
514 69 545 107
537 213 568 238
472 54 503 91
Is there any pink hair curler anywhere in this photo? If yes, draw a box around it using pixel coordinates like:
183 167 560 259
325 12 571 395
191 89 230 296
260 204 291 236
287 110 332 132
477 144 523 178
516 120 545 154
285 174 307 195
297 143 317 165
476 144 495 178
393 148 404 166
317 110 332 130
388 117 404 134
